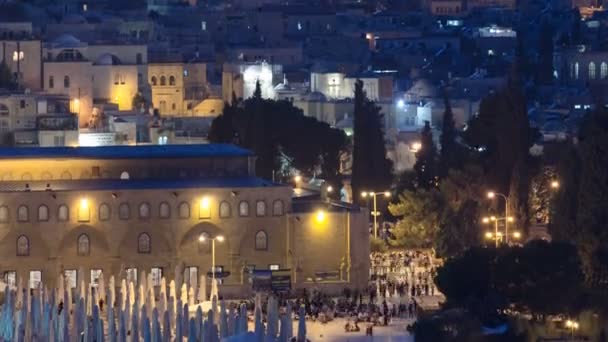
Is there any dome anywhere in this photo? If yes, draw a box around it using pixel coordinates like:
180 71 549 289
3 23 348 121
306 91 327 102
406 79 438 98
53 34 82 48
62 14 87 25
94 53 122 66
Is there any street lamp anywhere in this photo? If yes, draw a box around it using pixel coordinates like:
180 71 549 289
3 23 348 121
551 180 560 189
294 175 302 188
566 319 579 339
199 234 224 283
487 191 510 244
483 216 499 247
361 190 391 238
315 209 326 223
411 141 422 153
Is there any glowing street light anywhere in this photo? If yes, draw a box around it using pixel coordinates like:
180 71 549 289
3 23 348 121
315 210 326 223
566 320 579 339
551 180 560 189
513 231 521 240
411 141 422 152
326 185 333 193
199 234 224 282
361 190 391 238
487 191 511 244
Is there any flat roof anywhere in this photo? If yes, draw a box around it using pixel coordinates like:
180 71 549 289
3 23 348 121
0 144 253 160
0 177 280 192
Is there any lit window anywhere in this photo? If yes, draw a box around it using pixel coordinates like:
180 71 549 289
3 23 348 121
272 200 284 216
178 202 190 219
0 206 9 223
575 62 579 80
151 267 162 286
58 204 69 221
4 271 16 288
126 268 138 284
17 205 28 222
239 201 249 217
139 203 151 219
201 21 207 31
78 199 90 222
99 203 110 221
269 264 280 271
255 230 268 251
16 235 29 256
199 198 210 219
29 270 41 289
118 203 130 220
90 269 102 287
219 201 231 218
601 62 608 79
64 270 76 288
138 233 151 253
83 3 88 11
256 201 266 216
589 62 596 79
159 202 170 219
37 205 49 222
77 234 90 256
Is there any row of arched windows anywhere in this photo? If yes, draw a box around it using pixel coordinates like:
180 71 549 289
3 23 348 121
150 75 176 86
0 200 285 223
15 230 268 257
571 61 608 80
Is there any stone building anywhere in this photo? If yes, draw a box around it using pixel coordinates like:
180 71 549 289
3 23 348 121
0 144 369 295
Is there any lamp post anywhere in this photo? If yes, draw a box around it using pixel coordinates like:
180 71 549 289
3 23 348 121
361 191 391 239
483 216 518 247
566 319 579 340
487 191 510 243
199 234 225 283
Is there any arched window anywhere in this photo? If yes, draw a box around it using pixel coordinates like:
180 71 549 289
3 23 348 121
77 234 90 256
575 62 579 80
17 205 28 222
239 201 249 217
159 202 170 219
151 76 157 86
64 76 70 88
169 75 176 86
120 171 130 180
178 202 190 219
0 205 8 223
138 233 151 254
272 200 284 216
119 203 130 220
219 201 231 218
16 235 29 256
255 230 268 251
37 205 49 222
160 76 166 86
601 62 607 79
589 62 596 79
58 204 69 222
198 232 210 253
99 203 110 221
49 76 54 88
41 172 52 180
256 201 266 217
78 200 90 222
139 203 151 219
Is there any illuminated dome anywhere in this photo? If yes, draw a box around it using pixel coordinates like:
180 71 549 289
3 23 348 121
95 53 122 66
306 91 327 102
53 34 82 48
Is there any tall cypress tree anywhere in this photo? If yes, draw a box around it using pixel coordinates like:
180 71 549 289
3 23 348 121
537 19 554 85
351 80 393 200
414 121 437 189
439 90 459 178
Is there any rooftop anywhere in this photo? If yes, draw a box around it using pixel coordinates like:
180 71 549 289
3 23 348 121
0 177 279 193
0 144 253 160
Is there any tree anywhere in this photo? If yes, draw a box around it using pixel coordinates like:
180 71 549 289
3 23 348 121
253 80 262 99
439 90 460 177
414 121 437 189
208 100 238 144
572 8 582 45
351 79 393 199
537 19 554 85
0 62 17 90
131 92 147 112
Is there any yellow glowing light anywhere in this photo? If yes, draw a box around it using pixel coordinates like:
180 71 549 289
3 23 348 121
485 232 493 239
513 231 521 239
327 185 333 193
487 191 495 199
216 235 225 242
482 217 490 224
507 216 515 222
200 197 210 209
384 191 391 198
411 141 422 152
80 198 88 208
551 180 560 189
294 175 302 183
361 192 368 198
198 234 206 242
316 210 326 223
490 216 496 221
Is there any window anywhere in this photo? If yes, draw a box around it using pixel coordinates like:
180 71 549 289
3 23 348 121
198 232 210 253
239 201 249 217
139 203 151 219
126 268 137 284
138 233 151 253
589 62 596 79
29 270 41 289
99 203 110 221
78 200 90 222
178 202 190 219
256 201 266 216
77 234 90 256
90 269 102 287
160 76 166 86
269 264 280 271
119 203 130 220
120 171 130 180
171 103 176 111
17 205 28 222
151 267 162 286
272 200 284 216
53 136 65 146
602 62 608 79
4 271 16 288
37 205 49 222
575 62 579 80
17 235 29 256
169 75 176 86
64 76 70 88
255 230 268 251
136 53 143 65
159 202 170 218
219 201 231 218
0 206 8 223
201 21 207 31
184 266 198 288
49 76 54 88
114 73 119 85
57 204 69 221
19 100 25 109
64 269 76 288
199 198 210 219
151 76 157 86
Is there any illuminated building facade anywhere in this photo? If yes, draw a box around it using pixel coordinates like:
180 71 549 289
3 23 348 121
0 144 369 294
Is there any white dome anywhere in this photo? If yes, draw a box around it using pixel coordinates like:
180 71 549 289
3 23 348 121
94 53 122 65
53 34 82 48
